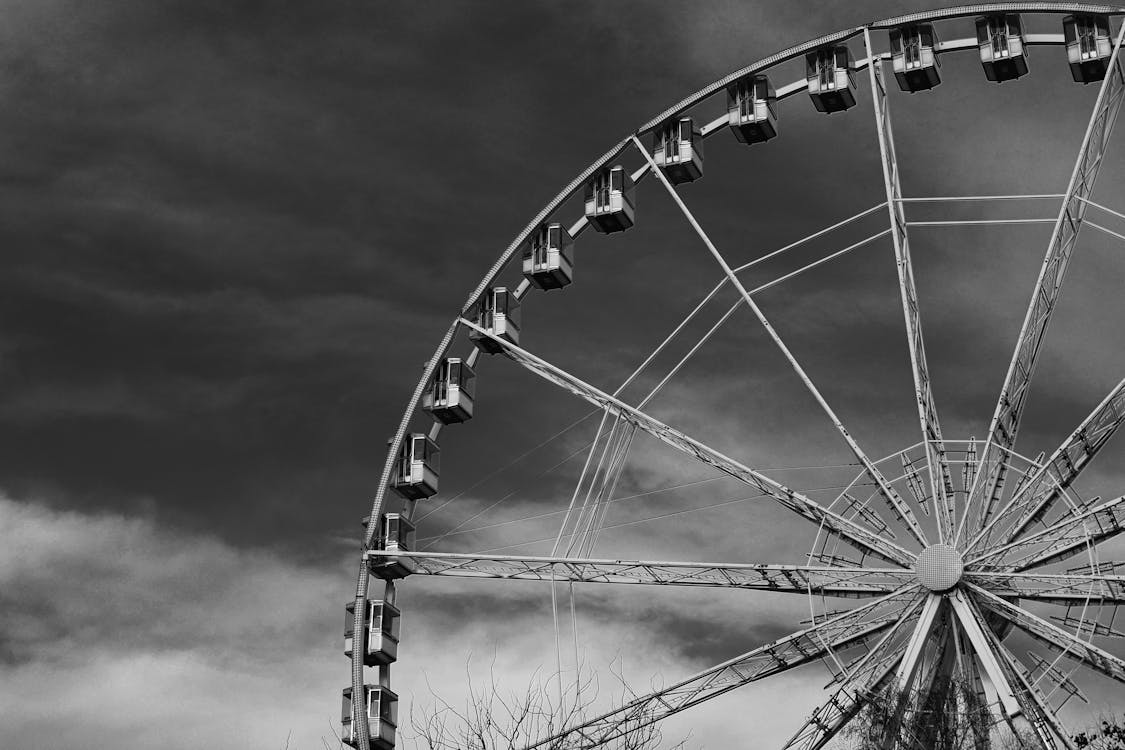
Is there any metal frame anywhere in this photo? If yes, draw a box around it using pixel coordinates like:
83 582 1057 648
956 11 1125 546
349 7 1125 750
865 27 958 545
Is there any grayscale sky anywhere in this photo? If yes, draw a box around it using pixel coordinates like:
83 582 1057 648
3 2 1125 748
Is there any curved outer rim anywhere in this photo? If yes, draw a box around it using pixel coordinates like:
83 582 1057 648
350 4 1125 748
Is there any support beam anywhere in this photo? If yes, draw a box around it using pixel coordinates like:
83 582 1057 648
965 570 1125 605
969 495 1125 572
782 598 924 750
949 590 1022 719
969 377 1125 554
969 583 1125 687
1003 657 1077 750
521 586 923 750
959 21 1125 545
879 594 947 750
895 594 944 694
631 135 930 549
981 612 1072 750
462 319 915 567
366 550 916 597
865 28 955 543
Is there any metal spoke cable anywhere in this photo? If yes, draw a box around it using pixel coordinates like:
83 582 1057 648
1086 220 1125 244
417 466 859 543
418 475 726 543
730 201 888 273
563 417 623 558
579 424 638 557
907 218 1057 227
558 413 618 556
899 194 1066 203
421 435 604 549
642 230 893 406
546 419 617 710
566 415 637 558
1078 196 1125 229
477 483 856 554
414 409 599 524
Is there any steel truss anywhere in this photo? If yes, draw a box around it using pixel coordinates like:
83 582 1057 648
367 550 915 596
967 377 1125 554
958 10 1125 546
350 8 1125 750
521 587 923 750
865 27 956 544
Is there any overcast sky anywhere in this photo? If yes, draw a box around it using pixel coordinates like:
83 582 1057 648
3 2 1125 749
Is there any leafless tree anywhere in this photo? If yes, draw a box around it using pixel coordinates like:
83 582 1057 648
844 676 1036 750
405 658 689 750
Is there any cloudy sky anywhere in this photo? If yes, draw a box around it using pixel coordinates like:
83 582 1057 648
3 1 1125 748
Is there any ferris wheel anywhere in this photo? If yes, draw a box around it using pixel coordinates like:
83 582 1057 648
343 4 1125 749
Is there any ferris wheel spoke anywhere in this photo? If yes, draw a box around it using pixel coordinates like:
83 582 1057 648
968 494 1125 572
781 597 924 750
978 606 1075 750
893 594 946 695
631 135 930 549
366 550 916 596
519 585 923 750
461 318 916 567
864 28 956 544
966 377 1125 556
949 590 1022 719
958 21 1125 547
966 570 1125 605
969 583 1125 689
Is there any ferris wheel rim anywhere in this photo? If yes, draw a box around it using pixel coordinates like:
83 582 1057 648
350 6 1125 750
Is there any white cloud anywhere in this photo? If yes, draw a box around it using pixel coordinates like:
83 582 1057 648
0 495 349 750
0 494 847 750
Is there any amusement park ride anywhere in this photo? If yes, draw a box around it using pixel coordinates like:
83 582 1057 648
344 5 1125 749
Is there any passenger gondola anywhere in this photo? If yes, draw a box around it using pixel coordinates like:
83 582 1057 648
470 287 520 353
976 14 1029 82
389 434 439 500
807 45 856 113
342 684 398 750
891 24 941 92
345 599 401 667
422 358 476 424
584 166 636 233
652 117 703 184
522 223 574 290
1064 14 1113 83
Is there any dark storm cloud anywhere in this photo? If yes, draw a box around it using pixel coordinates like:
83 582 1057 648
0 0 458 543
6 2 1125 748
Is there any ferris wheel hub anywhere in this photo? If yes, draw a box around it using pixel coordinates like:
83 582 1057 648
915 544 964 592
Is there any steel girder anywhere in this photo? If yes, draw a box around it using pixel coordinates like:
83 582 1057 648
781 599 924 750
865 28 956 544
962 20 1125 544
982 616 1074 750
970 584 1125 685
970 494 1125 571
521 586 923 750
366 550 916 597
967 570 1125 604
969 378 1125 554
